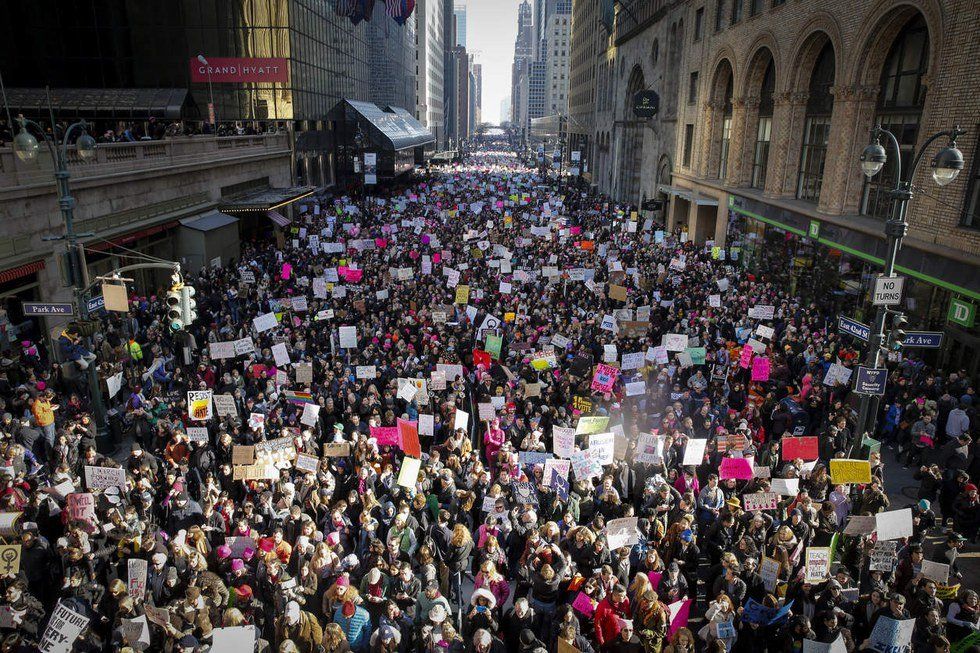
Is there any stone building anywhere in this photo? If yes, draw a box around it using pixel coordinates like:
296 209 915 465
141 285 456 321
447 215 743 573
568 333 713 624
590 0 689 209
667 0 980 369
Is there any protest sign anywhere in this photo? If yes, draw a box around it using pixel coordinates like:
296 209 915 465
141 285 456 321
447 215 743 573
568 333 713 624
187 390 213 421
875 508 913 541
553 427 577 458
771 478 800 496
576 416 610 435
453 409 469 432
605 517 639 550
869 616 915 653
804 547 831 582
591 363 619 393
209 341 235 360
663 333 689 351
39 601 89 653
719 457 753 480
682 439 708 466
322 442 351 457
843 515 877 536
782 437 819 461
803 635 847 653
588 432 615 465
397 457 421 488
543 459 571 487
212 626 257 653
621 352 645 370
829 459 872 484
869 540 897 571
760 557 780 593
84 465 126 490
823 363 853 387
751 356 770 382
748 304 775 319
271 342 290 367
920 559 950 584
127 558 147 600
338 326 358 348
294 453 320 474
252 312 278 333
213 394 237 417
742 492 778 512
572 592 596 617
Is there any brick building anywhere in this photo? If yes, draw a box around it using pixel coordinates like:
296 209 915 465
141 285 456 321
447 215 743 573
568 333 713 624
664 0 980 371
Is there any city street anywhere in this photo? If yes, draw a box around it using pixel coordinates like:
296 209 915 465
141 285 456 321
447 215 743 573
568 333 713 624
0 1 977 653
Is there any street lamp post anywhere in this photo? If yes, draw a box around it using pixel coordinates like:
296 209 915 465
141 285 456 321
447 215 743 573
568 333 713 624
197 54 217 133
12 113 109 435
854 124 965 444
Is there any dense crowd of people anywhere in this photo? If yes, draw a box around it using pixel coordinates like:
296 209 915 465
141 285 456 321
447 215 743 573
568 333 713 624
0 148 977 653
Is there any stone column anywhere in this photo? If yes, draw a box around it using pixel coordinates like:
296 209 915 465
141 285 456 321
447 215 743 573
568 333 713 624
737 97 761 187
726 97 749 187
818 84 880 215
766 91 809 198
696 101 720 178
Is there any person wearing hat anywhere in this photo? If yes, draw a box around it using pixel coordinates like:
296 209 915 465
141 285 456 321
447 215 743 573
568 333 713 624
369 623 402 653
276 600 323 653
465 587 498 639
333 599 371 653
472 628 507 653
594 584 631 651
864 592 910 642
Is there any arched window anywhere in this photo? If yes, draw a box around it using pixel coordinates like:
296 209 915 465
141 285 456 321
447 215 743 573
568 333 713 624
796 41 835 201
862 14 929 218
752 59 775 189
718 72 733 179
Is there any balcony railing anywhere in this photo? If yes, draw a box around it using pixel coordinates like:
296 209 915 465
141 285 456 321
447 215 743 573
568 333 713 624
0 133 290 189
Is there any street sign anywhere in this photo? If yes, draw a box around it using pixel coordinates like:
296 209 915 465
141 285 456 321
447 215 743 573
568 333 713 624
22 302 74 316
837 315 871 342
86 295 106 314
854 366 888 396
948 297 976 328
902 331 944 349
872 275 904 306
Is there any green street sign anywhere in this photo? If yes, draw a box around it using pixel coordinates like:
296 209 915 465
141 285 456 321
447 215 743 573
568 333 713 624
948 297 976 328
808 220 820 239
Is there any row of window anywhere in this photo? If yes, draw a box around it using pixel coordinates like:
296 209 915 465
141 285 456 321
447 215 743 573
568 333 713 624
682 13 980 228
693 0 788 41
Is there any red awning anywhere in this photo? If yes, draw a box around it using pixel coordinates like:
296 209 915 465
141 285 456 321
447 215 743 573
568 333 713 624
87 221 179 252
0 260 45 285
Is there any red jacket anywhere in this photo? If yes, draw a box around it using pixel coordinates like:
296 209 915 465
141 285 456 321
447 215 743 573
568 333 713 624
594 596 631 646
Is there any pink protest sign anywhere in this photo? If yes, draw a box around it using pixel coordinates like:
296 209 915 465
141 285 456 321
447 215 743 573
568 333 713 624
590 363 619 393
280 263 292 280
739 344 754 369
572 592 596 617
375 238 388 249
433 252 441 264
647 571 663 589
570 226 582 236
751 356 770 382
668 599 692 637
719 456 754 480
370 426 401 447
495 201 504 209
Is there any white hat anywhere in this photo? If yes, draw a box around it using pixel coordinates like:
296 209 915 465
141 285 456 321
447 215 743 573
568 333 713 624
429 604 448 623
366 568 382 584
470 587 497 610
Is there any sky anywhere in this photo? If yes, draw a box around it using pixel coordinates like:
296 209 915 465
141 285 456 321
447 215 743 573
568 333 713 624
460 0 521 124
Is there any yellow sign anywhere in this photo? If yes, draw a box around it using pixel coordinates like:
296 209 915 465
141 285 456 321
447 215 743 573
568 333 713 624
455 285 470 305
530 358 551 371
573 396 593 413
504 312 516 323
576 416 610 435
711 246 722 259
829 459 872 484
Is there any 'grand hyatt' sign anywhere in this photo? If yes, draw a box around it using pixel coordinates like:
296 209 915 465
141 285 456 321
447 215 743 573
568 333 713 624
189 58 289 83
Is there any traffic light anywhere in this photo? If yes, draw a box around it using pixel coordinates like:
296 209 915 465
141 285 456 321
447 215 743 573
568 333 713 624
166 284 183 332
181 284 197 327
887 312 908 351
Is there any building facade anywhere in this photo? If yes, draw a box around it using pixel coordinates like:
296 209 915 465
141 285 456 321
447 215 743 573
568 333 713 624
446 45 471 143
454 2 468 47
367 3 418 111
471 63 483 130
591 0 688 209
568 0 600 168
511 0 536 139
545 11 572 117
415 0 448 148
668 0 980 371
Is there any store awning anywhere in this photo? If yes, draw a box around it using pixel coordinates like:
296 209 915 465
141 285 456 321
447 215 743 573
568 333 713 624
218 186 317 213
267 210 291 227
180 211 239 232
0 260 45 285
5 87 190 120
343 100 435 150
